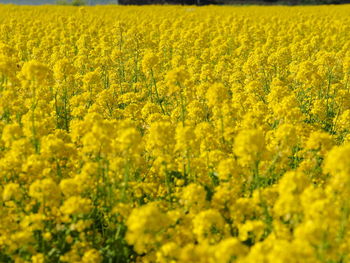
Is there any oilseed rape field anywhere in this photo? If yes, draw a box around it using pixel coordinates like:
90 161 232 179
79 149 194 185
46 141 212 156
1 4 350 263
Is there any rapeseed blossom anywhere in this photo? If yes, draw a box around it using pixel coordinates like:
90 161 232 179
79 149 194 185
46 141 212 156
0 4 350 262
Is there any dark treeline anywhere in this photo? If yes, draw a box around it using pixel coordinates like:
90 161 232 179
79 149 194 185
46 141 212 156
119 0 350 4
0 0 115 4
0 0 349 5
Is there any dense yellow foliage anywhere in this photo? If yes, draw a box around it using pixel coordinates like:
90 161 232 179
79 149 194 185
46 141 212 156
1 4 350 262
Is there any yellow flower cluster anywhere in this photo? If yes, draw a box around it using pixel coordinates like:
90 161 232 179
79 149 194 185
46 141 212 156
1 4 350 262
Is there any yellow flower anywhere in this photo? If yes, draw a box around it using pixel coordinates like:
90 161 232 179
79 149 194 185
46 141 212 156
29 178 60 204
60 196 92 216
126 203 170 254
2 183 21 202
1 4 350 262
166 66 189 87
180 183 207 212
214 238 248 262
234 129 265 167
31 253 44 263
239 220 265 242
82 249 102 263
142 50 159 73
192 209 227 244
206 83 230 107
21 60 52 85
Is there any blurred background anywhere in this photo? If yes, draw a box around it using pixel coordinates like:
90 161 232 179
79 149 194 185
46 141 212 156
0 0 349 6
